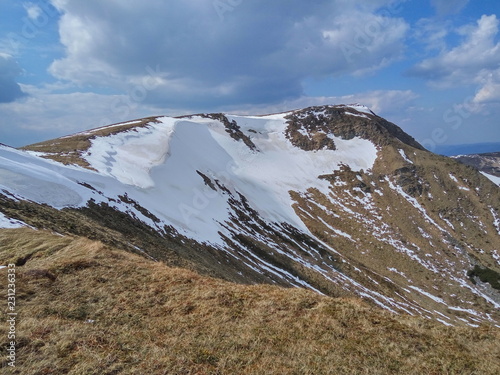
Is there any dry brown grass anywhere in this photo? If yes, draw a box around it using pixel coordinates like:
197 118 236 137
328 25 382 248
20 117 161 169
1 228 499 374
290 143 500 323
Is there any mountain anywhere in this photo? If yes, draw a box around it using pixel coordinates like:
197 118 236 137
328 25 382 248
435 142 500 156
1 104 499 330
452 152 500 186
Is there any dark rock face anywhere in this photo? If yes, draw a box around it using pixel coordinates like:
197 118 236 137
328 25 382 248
284 113 337 151
284 105 425 151
200 113 258 151
394 166 424 197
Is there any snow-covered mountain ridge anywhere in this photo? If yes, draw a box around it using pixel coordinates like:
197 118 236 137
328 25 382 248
2 104 499 326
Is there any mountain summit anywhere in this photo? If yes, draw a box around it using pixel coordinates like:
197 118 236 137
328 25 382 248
1 104 499 326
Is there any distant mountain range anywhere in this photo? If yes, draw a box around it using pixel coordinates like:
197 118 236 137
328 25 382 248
435 142 500 156
452 152 500 181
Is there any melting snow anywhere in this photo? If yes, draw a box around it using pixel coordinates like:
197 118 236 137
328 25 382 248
490 207 500 235
386 177 446 233
0 114 378 246
492 250 500 266
0 211 27 229
398 149 413 164
408 286 445 304
439 214 454 230
387 267 408 278
346 104 373 115
346 112 369 119
481 172 500 186
2 112 499 325
436 318 453 326
316 216 354 240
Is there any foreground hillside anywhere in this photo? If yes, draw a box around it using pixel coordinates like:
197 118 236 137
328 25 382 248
1 228 499 375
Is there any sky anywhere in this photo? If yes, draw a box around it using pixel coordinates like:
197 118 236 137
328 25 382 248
0 0 499 153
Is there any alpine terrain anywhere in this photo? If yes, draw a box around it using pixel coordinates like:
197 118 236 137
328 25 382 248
453 152 500 186
1 104 500 373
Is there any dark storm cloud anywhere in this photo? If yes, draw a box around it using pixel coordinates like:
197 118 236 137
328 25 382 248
49 0 408 107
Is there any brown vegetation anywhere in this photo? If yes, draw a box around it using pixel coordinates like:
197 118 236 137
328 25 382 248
1 228 499 374
20 117 161 169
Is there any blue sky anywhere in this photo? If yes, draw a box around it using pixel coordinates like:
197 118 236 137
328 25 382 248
0 0 499 152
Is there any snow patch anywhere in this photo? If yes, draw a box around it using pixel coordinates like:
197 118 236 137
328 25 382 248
490 207 500 235
0 212 28 229
492 250 500 266
346 112 369 119
481 172 500 186
83 118 174 188
346 104 373 115
398 149 413 164
387 267 408 279
408 286 445 304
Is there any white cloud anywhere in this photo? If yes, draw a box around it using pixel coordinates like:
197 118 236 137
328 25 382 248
410 14 500 104
0 84 168 147
47 0 409 107
431 0 469 15
413 18 451 52
321 10 408 74
0 53 25 103
232 89 418 119
473 70 500 103
24 3 43 20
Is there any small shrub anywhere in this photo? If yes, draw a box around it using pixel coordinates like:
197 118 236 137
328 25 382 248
467 265 500 290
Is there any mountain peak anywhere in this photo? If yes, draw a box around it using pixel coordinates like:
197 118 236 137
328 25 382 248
283 104 424 151
20 104 423 168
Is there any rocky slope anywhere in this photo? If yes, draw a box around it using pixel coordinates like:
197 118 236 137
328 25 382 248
1 104 499 327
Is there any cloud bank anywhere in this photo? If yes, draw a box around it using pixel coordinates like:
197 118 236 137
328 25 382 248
410 14 500 103
0 53 25 103
48 0 409 108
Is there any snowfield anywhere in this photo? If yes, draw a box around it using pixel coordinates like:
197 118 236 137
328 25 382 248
0 211 28 229
0 114 378 245
481 172 500 186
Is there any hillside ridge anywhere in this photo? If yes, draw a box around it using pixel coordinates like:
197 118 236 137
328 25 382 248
1 104 499 327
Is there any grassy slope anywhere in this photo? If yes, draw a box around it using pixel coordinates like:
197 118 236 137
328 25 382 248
1 228 499 375
19 117 161 169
